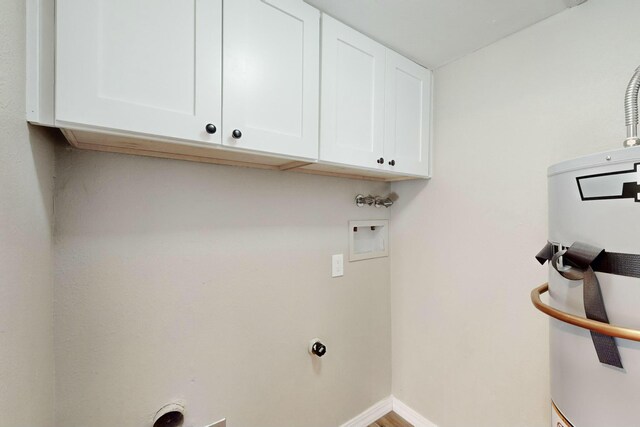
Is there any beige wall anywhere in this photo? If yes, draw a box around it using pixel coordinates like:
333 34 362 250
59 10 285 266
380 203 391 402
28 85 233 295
53 149 392 427
0 0 56 426
390 1 640 426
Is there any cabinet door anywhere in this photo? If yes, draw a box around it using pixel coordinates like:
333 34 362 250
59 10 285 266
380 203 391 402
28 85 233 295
223 0 320 160
319 14 386 170
56 0 222 145
384 50 432 177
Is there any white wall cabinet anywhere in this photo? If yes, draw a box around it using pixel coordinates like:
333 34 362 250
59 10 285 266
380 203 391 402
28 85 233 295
384 50 432 177
29 0 431 181
319 14 432 178
223 0 320 159
55 0 318 160
320 14 387 171
56 0 223 145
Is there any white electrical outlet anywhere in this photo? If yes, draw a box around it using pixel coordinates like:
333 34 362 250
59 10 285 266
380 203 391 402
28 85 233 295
332 254 344 277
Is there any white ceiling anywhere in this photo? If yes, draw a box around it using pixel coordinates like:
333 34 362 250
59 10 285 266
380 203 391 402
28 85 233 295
305 0 581 69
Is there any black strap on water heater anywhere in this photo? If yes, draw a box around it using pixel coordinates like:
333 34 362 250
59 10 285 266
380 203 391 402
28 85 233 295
536 241 640 368
537 243 640 279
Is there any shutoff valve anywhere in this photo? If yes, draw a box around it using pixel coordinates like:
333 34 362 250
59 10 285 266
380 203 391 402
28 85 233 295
309 338 327 357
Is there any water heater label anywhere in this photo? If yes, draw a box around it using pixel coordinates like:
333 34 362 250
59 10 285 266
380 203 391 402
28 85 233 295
552 401 574 427
576 162 640 202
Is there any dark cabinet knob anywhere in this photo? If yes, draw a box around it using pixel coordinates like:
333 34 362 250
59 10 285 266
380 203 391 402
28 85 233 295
205 123 217 134
388 160 396 166
376 157 384 164
232 129 242 139
311 341 327 357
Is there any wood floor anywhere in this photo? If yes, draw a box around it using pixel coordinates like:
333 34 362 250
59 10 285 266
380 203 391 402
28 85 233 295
368 411 413 427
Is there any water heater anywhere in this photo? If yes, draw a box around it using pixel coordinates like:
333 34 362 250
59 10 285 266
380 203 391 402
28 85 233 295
533 145 640 426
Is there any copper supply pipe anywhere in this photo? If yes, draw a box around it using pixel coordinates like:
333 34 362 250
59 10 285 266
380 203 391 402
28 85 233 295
531 283 640 342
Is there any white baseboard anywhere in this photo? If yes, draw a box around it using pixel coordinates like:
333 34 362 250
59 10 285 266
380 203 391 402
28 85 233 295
339 396 393 427
339 395 437 427
391 396 438 427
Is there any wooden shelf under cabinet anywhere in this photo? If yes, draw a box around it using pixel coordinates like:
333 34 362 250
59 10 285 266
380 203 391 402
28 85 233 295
61 129 419 182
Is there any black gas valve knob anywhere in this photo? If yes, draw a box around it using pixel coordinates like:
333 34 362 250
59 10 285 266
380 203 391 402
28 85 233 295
309 339 327 357
312 342 326 357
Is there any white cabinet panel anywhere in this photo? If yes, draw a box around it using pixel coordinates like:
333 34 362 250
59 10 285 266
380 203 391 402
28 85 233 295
223 0 320 159
56 0 222 145
384 50 432 177
320 14 386 170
